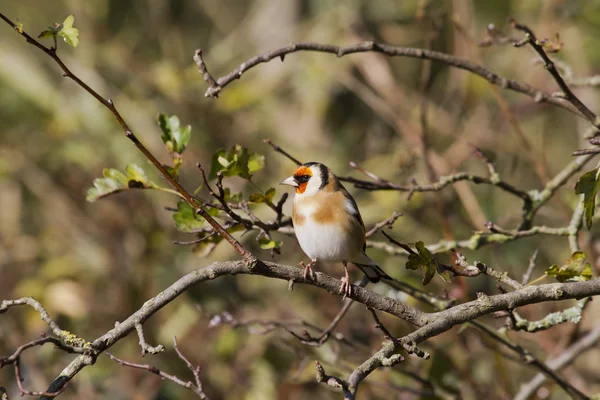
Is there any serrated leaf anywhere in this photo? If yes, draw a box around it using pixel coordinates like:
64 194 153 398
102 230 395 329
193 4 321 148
86 164 155 202
436 266 453 283
226 145 250 179
209 145 264 180
222 188 242 203
248 153 265 174
218 156 231 168
575 167 600 230
125 164 150 186
172 202 205 233
38 29 55 39
264 187 275 203
157 113 191 155
545 251 593 282
404 241 438 285
58 15 79 47
103 168 128 186
248 193 265 203
248 188 275 204
259 237 282 250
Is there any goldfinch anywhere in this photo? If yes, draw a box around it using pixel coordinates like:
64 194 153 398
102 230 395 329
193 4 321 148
280 162 392 298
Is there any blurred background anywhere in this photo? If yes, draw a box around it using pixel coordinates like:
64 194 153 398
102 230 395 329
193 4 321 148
1 0 600 399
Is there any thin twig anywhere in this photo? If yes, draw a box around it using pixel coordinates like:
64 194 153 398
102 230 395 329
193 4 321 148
514 322 600 400
173 337 205 396
470 321 589 400
510 18 600 128
263 139 302 166
105 351 207 399
522 250 539 285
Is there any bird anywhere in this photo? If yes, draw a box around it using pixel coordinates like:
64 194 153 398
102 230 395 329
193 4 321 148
279 162 392 298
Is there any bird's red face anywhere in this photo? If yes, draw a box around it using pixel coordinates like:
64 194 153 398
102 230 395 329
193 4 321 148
292 166 313 194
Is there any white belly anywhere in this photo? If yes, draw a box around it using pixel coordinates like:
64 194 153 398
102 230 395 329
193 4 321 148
294 218 355 262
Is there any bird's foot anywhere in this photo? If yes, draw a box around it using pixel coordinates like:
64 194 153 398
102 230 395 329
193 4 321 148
338 276 353 300
299 259 317 281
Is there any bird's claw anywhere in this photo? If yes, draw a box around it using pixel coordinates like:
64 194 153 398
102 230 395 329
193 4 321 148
339 276 353 300
299 260 317 281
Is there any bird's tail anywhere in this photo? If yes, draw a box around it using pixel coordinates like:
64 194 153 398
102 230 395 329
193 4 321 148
354 263 393 283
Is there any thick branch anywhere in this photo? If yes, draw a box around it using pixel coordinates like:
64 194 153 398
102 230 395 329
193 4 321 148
30 258 600 397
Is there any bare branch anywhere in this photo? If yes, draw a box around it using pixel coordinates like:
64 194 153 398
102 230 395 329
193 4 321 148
27 258 600 397
471 321 589 400
106 350 207 399
510 18 600 128
192 41 585 120
263 139 302 166
514 322 600 400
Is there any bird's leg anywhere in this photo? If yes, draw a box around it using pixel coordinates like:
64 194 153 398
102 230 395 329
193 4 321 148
299 258 317 280
339 262 352 300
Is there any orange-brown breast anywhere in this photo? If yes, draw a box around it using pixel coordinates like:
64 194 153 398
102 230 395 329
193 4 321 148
291 203 306 226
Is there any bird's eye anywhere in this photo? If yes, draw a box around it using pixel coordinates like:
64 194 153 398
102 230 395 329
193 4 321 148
295 174 311 183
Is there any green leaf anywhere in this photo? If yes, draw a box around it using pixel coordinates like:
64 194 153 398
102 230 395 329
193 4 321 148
248 153 265 174
264 187 275 202
209 148 227 180
546 251 593 282
405 241 438 285
38 29 56 39
259 237 283 250
57 15 79 47
125 164 150 186
172 202 205 233
436 266 453 283
249 188 275 204
226 145 250 179
575 167 600 230
248 193 265 203
209 145 264 180
222 188 242 203
157 113 191 155
86 164 154 202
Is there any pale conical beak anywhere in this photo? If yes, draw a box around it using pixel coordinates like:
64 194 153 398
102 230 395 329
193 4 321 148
279 176 298 187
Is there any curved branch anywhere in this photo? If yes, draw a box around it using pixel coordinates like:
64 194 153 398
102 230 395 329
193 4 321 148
192 44 583 121
28 257 600 397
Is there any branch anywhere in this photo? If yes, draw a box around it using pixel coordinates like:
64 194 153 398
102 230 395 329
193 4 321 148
192 43 585 120
106 339 208 399
511 297 590 333
0 12 253 263
510 18 600 128
21 258 599 397
514 322 600 400
470 321 589 400
135 323 164 355
0 335 81 398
